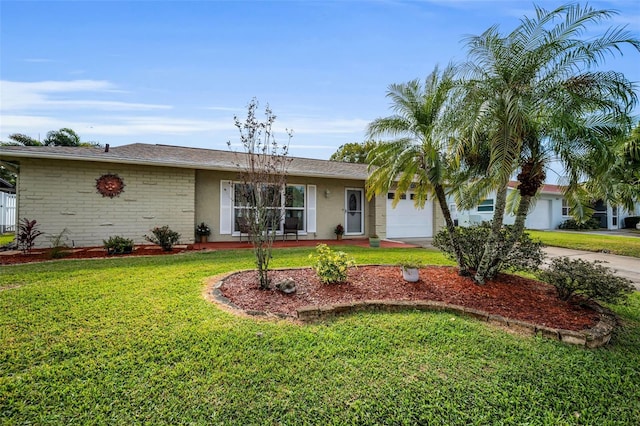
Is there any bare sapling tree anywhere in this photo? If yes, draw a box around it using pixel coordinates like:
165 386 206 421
228 98 292 289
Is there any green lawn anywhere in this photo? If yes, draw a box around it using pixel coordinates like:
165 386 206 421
1 247 639 424
0 233 14 246
527 230 640 258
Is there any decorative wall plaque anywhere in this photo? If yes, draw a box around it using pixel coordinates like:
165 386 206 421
96 174 125 198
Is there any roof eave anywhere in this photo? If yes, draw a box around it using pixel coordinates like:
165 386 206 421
0 151 368 180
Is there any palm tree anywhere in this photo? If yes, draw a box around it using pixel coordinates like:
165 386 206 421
43 128 82 146
584 123 640 215
3 133 42 146
457 4 639 283
366 64 469 275
4 128 101 148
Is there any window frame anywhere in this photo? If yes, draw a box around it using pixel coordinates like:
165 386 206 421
284 184 306 232
232 182 307 234
477 199 494 213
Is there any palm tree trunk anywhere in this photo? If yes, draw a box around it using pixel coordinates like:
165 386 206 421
474 184 508 284
508 193 531 244
486 193 532 278
434 184 469 276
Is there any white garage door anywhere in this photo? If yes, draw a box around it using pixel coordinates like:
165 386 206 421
525 199 551 229
386 193 433 238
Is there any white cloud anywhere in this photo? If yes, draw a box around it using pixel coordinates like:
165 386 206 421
0 79 369 159
0 114 232 137
2 110 367 141
1 114 63 129
0 80 170 111
86 116 233 135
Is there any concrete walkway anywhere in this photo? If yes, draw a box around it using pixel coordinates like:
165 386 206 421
395 237 640 291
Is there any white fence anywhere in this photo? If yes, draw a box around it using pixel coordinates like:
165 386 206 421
1 192 16 234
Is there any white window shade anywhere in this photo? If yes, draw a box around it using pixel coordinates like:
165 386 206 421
220 180 232 234
307 184 316 233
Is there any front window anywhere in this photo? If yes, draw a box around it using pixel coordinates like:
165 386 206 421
477 199 494 212
234 183 254 232
285 185 305 231
562 199 571 217
233 183 306 232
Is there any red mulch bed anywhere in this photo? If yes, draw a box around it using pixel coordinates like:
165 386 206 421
0 239 411 265
0 246 191 265
220 266 600 331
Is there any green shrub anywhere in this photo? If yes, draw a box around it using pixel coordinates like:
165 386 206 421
48 228 70 259
558 217 601 230
145 226 180 251
623 216 640 229
309 244 355 284
433 223 544 275
103 235 135 255
17 218 44 254
538 257 634 304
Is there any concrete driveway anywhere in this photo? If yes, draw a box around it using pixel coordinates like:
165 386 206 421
395 237 640 291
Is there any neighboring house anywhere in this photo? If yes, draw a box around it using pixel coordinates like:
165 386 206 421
0 143 442 247
0 177 16 234
0 177 15 193
455 182 639 230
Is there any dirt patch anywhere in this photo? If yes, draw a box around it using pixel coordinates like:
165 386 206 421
218 266 599 331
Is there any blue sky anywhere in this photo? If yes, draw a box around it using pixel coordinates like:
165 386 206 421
1 0 639 159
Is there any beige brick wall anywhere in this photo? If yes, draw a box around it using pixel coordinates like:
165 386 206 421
18 159 195 248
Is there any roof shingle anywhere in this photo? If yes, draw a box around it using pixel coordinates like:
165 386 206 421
0 143 370 180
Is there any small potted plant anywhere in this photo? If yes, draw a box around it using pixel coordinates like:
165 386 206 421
369 233 380 248
398 260 422 282
334 224 344 240
196 222 211 243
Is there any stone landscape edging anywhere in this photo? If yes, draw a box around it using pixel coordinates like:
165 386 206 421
295 300 617 348
207 270 617 348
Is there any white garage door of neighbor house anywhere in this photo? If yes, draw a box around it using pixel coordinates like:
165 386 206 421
386 193 433 238
525 199 551 230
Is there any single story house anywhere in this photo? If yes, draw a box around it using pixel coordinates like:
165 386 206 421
455 182 639 230
3 143 635 248
0 143 445 248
